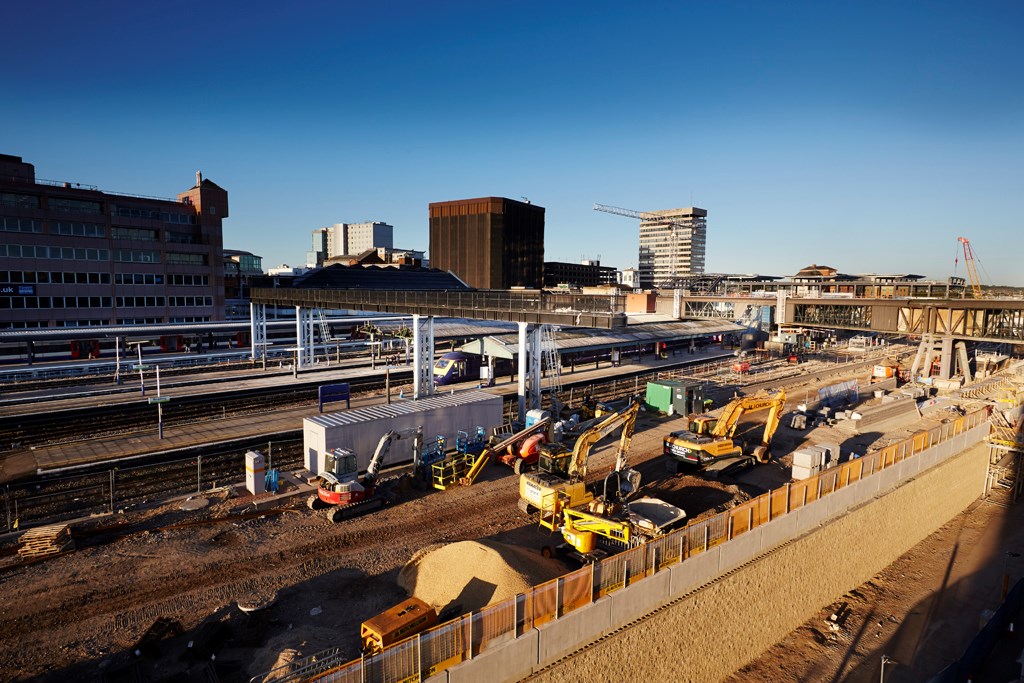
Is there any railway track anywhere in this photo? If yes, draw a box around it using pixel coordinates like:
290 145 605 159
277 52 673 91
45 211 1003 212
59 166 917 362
0 368 415 449
0 349 893 532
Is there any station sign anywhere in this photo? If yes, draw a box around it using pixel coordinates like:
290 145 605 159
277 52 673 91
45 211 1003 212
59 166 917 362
0 285 35 296
132 364 153 371
148 396 171 404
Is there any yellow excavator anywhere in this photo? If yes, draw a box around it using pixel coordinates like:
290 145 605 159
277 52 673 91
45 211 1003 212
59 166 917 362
519 400 640 531
663 388 786 474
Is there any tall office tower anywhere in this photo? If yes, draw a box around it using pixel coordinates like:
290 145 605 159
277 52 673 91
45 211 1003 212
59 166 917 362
0 154 227 328
637 207 707 289
428 197 544 289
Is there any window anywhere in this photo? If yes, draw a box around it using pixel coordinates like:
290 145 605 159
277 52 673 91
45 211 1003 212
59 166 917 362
0 216 42 233
169 274 208 286
111 226 157 240
0 192 40 208
115 250 159 263
52 221 105 237
49 197 102 214
167 252 206 265
166 231 198 244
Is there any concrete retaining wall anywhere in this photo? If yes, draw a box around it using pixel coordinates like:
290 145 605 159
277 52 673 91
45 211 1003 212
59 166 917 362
440 423 989 683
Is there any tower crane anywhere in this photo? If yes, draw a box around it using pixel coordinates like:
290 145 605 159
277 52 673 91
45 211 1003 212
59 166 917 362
956 236 984 299
593 203 691 287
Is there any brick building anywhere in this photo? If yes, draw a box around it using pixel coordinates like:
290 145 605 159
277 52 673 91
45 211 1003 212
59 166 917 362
0 154 228 328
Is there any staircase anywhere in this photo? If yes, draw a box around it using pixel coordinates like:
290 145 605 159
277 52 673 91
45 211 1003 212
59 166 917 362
316 309 338 343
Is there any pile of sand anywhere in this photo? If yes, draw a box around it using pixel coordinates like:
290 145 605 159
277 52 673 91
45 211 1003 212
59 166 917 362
398 540 563 614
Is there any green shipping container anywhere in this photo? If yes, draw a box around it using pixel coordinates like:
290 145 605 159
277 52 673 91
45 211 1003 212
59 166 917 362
645 380 705 416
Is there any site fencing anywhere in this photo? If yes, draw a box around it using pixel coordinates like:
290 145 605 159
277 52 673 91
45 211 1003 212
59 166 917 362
254 408 990 683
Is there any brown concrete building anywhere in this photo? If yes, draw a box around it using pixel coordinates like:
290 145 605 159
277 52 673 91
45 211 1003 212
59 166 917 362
429 197 544 289
0 154 228 328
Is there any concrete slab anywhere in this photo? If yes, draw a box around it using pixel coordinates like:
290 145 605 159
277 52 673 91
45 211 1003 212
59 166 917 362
719 528 763 573
608 570 670 625
759 513 801 553
536 598 612 665
447 629 538 683
669 547 721 597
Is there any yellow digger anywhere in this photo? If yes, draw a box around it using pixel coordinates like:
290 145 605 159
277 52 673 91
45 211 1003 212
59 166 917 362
519 400 640 531
663 389 786 475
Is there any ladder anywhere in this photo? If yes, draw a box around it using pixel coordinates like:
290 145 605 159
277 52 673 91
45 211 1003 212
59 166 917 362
316 309 338 343
541 325 562 396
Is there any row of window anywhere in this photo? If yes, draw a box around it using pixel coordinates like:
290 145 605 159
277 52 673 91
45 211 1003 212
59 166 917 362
0 295 214 310
170 274 209 286
2 244 109 260
1 296 112 310
0 192 41 209
115 250 160 263
111 226 157 241
1 216 207 244
1 193 200 224
113 206 196 224
115 273 164 285
0 216 42 233
167 253 207 265
0 270 213 286
2 271 111 284
53 221 105 237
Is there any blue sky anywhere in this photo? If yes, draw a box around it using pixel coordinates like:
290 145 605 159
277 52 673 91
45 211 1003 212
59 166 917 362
5 1 1022 284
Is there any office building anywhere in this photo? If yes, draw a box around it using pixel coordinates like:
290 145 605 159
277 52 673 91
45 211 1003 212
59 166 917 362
544 260 617 288
310 221 393 265
429 197 544 289
637 207 707 289
0 154 227 328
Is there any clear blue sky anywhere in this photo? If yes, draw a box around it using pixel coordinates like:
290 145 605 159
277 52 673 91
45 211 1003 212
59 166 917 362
5 1 1022 285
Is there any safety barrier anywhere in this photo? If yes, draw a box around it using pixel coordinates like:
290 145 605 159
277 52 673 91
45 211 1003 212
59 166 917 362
252 408 990 683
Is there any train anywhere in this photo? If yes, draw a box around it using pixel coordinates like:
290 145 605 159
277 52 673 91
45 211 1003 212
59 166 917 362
0 320 363 365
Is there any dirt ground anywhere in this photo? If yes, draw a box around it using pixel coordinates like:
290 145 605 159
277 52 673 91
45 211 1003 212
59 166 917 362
727 488 1024 682
0 357 1006 683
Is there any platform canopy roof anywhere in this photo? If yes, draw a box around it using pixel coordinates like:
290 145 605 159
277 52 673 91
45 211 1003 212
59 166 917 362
457 319 744 359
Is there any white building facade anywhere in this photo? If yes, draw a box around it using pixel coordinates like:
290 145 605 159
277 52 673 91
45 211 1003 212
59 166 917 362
311 222 394 264
637 207 707 289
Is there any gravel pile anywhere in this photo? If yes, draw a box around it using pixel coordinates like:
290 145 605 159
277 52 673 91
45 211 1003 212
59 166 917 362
398 540 563 614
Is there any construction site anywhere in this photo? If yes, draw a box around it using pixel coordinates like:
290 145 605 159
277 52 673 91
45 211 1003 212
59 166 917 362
1 314 1022 683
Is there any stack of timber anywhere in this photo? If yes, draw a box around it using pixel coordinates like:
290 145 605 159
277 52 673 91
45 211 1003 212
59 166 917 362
18 524 74 560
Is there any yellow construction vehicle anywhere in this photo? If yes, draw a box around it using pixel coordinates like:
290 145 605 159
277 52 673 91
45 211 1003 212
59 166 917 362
663 389 786 475
546 471 687 563
519 400 640 530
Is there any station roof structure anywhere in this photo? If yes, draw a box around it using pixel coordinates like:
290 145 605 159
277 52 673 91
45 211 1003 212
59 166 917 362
456 319 744 359
251 264 629 329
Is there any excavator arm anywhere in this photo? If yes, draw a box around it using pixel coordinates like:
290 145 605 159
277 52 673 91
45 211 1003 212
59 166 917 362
569 401 640 480
366 427 424 483
460 418 552 486
709 390 786 440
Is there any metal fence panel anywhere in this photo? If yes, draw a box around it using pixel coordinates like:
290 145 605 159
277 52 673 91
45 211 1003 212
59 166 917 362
419 615 469 678
560 564 594 613
530 578 558 627
367 637 417 683
594 553 627 597
472 598 516 655
311 657 363 683
647 531 684 570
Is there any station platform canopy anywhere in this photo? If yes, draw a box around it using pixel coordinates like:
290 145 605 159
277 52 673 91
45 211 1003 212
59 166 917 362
456 319 745 360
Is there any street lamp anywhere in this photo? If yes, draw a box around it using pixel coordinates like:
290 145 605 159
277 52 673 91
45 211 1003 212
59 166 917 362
880 654 897 683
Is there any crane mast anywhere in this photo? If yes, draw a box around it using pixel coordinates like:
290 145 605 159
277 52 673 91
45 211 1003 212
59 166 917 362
594 203 686 286
957 236 983 299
